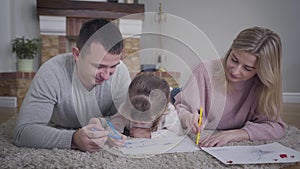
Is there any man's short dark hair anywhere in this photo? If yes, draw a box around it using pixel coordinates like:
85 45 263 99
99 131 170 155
76 18 123 55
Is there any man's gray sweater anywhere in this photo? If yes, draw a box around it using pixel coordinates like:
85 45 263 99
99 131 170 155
14 53 131 149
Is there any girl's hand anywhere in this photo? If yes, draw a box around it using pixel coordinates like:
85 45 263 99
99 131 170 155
130 127 151 138
107 133 127 147
199 129 249 147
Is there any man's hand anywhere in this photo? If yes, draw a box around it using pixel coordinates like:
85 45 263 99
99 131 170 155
130 127 151 138
72 117 109 152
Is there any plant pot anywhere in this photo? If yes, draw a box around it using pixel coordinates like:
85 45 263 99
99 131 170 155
17 59 34 72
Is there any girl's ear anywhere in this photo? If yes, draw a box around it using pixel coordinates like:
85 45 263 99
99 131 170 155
150 116 162 132
162 106 170 115
72 47 80 61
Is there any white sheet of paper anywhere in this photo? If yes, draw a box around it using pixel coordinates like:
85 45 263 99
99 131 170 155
120 136 200 155
202 142 300 165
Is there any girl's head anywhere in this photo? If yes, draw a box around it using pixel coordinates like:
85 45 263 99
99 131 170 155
224 27 282 119
120 73 170 131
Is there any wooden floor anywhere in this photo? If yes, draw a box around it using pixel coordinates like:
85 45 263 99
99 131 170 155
281 103 300 129
0 107 17 124
0 103 299 128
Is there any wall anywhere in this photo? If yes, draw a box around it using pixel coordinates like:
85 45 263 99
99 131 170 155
0 0 299 96
0 0 39 72
139 0 300 95
0 0 13 72
0 72 35 109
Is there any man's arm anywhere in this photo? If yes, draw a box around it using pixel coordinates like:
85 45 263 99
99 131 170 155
14 63 74 149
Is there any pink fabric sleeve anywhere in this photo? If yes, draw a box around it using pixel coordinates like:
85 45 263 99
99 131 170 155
174 63 211 129
242 112 286 141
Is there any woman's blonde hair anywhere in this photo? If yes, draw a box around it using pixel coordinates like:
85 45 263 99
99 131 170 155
223 27 282 120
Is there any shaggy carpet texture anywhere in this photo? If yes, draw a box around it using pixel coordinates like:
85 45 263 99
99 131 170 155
1 116 300 169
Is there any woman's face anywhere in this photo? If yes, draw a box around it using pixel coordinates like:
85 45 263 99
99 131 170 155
225 49 257 83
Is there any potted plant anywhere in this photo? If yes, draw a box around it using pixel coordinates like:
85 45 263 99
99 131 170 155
11 36 41 72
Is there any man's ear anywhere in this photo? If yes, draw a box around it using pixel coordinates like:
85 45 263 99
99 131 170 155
72 47 80 61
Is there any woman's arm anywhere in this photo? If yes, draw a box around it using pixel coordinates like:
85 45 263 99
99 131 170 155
174 62 211 134
242 114 286 141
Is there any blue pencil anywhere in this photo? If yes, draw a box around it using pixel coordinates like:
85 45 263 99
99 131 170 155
106 119 122 140
91 126 122 140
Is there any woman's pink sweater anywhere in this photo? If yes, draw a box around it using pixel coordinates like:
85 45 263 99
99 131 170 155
174 60 286 141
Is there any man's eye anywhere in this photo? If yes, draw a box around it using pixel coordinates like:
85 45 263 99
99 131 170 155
97 65 104 69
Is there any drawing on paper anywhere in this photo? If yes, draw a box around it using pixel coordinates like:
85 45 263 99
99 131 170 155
202 142 300 165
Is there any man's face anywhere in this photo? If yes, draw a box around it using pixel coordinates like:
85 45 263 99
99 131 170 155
74 42 121 90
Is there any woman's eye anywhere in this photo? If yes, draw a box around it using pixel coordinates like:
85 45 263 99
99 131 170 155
231 57 238 63
244 67 252 71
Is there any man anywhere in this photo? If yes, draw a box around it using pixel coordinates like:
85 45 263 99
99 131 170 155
14 18 131 152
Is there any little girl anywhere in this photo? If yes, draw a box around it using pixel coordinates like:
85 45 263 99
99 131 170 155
111 74 183 138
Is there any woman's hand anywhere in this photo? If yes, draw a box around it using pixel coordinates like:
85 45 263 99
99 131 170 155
180 113 204 134
199 129 249 147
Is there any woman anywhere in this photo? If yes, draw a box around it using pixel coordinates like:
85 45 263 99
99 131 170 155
175 27 286 147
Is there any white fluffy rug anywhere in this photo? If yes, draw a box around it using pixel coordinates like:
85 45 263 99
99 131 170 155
1 116 300 169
